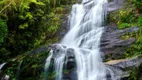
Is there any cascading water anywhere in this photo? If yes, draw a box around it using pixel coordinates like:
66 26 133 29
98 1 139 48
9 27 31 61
45 0 111 80
0 63 6 71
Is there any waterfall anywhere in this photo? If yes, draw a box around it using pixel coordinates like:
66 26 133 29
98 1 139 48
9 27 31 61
16 60 23 80
0 63 6 71
45 0 109 80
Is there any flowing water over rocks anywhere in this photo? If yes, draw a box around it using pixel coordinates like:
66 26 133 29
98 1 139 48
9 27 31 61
0 0 142 80
44 0 142 80
0 63 6 71
44 0 115 80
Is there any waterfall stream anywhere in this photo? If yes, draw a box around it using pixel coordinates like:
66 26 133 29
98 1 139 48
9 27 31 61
45 0 112 80
0 63 6 71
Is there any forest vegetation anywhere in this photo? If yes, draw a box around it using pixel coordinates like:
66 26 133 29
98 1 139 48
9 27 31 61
0 0 76 63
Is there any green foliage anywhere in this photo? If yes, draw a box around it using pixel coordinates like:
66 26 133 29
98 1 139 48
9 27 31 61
118 23 131 29
138 16 142 26
0 19 7 43
124 16 142 57
7 63 17 80
117 8 136 29
18 52 48 80
128 63 142 80
4 0 48 55
128 67 139 80
0 0 74 63
132 0 142 11
1 50 50 80
0 0 75 79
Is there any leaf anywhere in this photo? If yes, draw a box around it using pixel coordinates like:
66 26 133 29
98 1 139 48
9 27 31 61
19 23 28 29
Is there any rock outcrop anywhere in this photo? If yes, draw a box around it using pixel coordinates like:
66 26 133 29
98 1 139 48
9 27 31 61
108 0 125 12
105 56 142 80
100 26 139 59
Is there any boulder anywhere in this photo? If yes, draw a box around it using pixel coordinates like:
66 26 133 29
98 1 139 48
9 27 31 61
65 48 76 69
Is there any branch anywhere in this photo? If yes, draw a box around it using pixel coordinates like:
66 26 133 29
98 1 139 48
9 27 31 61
0 1 12 14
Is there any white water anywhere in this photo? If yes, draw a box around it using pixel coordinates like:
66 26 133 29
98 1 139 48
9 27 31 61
44 50 53 80
45 0 109 80
0 63 6 71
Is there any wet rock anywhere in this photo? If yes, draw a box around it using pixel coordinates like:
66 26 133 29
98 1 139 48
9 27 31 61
62 48 77 80
106 57 142 69
108 0 125 12
106 56 142 69
77 0 82 3
49 46 77 80
105 56 142 79
65 48 76 69
63 68 77 80
58 15 68 38
100 27 139 58
50 44 66 59
1 75 10 80
66 48 75 59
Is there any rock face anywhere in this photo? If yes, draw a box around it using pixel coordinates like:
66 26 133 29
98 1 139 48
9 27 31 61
106 56 142 69
105 56 142 80
108 0 125 12
100 26 139 59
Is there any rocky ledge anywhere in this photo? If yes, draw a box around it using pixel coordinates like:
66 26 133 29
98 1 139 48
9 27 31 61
106 55 142 80
100 26 139 59
46 44 142 80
